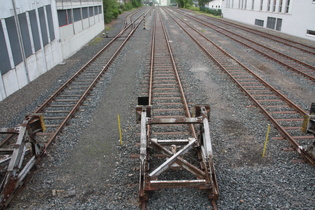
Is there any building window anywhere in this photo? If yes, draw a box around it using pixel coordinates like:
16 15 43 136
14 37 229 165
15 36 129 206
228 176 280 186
273 0 276 12
276 18 282 31
267 0 271 11
82 7 88 19
255 19 264 27
260 0 264 10
307 30 315 36
252 0 254 10
286 0 291 13
279 0 283 12
73 8 81 22
267 17 276 29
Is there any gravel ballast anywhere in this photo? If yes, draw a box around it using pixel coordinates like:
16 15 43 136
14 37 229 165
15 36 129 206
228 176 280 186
1 7 314 210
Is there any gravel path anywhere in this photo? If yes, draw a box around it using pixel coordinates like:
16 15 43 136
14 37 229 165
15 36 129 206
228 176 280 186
1 7 314 210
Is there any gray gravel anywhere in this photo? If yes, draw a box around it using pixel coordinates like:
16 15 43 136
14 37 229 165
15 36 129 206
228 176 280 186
1 7 314 210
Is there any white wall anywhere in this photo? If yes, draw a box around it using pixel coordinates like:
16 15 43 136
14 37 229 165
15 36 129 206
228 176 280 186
207 0 223 9
0 0 63 101
222 0 315 41
56 0 104 59
0 0 104 101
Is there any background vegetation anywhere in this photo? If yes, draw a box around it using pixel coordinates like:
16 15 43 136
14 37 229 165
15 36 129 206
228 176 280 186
103 0 142 24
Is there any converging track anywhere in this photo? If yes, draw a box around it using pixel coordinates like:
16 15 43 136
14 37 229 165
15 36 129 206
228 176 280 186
163 7 315 166
170 8 315 82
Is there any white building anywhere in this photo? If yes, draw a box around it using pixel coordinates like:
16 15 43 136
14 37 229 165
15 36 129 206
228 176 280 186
207 0 223 9
222 0 315 41
0 0 104 101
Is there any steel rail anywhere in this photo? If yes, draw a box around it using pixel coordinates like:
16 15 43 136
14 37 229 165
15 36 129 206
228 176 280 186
179 8 315 56
0 8 151 209
159 9 197 139
139 7 218 210
43 11 149 148
164 8 315 166
171 9 315 82
0 9 149 149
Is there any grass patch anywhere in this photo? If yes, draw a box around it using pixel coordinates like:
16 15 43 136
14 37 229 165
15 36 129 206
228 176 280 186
186 7 222 18
89 37 103 46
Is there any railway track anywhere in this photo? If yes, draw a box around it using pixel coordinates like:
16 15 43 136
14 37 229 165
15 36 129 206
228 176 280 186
163 7 315 166
180 8 315 56
0 8 150 209
170 8 315 82
137 7 218 209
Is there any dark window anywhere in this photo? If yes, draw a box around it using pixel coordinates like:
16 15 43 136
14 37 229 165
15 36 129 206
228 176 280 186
0 21 11 75
73 8 81 22
94 6 98 15
38 7 48 46
286 0 290 13
267 17 276 29
276 18 282 31
58 10 67 26
29 10 41 51
5 16 22 66
67 9 73 24
255 19 264 27
46 5 55 41
89 7 94 17
18 13 32 58
307 30 315 36
82 7 88 19
279 0 283 12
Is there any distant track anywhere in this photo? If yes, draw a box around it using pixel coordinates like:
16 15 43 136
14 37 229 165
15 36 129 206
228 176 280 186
180 8 315 56
171 8 315 82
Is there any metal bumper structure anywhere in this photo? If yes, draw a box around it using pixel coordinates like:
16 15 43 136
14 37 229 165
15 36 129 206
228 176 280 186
0 114 45 208
136 105 219 205
302 103 315 159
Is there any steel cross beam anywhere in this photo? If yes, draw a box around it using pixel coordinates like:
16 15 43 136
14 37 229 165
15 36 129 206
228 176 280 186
0 114 45 208
136 104 219 205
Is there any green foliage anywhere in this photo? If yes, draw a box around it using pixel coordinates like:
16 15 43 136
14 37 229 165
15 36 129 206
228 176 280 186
176 0 193 8
198 0 211 7
103 0 142 24
103 0 120 23
199 7 222 16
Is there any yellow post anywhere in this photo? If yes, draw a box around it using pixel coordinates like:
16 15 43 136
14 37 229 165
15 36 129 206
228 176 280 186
117 114 123 145
262 124 271 157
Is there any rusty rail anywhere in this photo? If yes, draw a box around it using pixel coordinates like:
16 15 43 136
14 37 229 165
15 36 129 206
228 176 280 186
164 8 315 166
180 8 315 56
137 7 218 209
0 8 152 209
171 8 315 82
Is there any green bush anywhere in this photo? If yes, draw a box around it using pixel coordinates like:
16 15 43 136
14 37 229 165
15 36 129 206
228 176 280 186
103 0 142 24
199 7 222 16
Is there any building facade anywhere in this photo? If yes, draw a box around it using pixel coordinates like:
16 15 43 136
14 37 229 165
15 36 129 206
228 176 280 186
0 0 104 101
222 0 315 41
207 0 223 9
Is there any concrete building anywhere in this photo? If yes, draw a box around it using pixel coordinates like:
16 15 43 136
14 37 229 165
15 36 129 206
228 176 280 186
207 0 223 9
0 0 104 101
222 0 315 41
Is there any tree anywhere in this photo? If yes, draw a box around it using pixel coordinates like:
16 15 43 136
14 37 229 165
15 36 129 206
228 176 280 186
176 0 193 8
198 0 212 8
103 0 120 23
